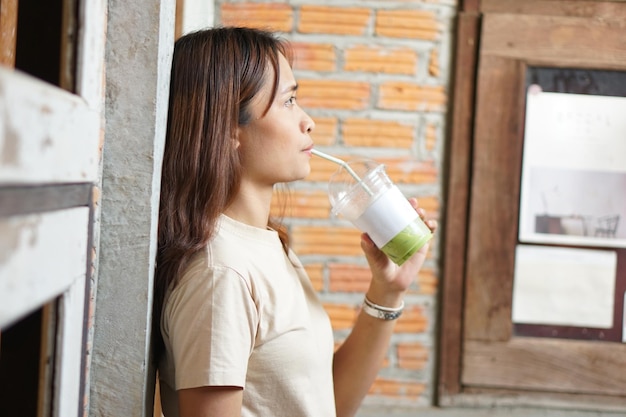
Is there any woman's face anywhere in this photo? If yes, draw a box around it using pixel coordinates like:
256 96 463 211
236 53 315 188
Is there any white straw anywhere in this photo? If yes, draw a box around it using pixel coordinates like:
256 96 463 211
311 149 373 196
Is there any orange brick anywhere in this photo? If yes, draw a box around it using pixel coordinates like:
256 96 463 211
429 47 440 77
220 3 293 32
311 116 338 146
271 189 330 219
413 267 438 295
345 45 417 75
299 6 370 36
329 263 371 292
330 264 438 295
415 195 439 216
394 305 428 333
308 156 437 186
378 157 438 185
343 118 415 148
323 302 358 330
378 82 446 112
375 9 440 40
368 378 426 399
291 225 362 256
397 342 429 370
299 79 370 110
304 263 324 291
292 42 336 72
424 121 438 151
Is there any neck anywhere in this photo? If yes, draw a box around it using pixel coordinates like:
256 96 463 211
223 181 274 229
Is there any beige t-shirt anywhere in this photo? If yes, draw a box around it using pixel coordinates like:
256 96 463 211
159 215 336 417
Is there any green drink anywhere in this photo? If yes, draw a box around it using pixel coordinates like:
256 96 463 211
381 220 433 265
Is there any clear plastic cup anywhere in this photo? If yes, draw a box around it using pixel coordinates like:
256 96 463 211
328 160 432 265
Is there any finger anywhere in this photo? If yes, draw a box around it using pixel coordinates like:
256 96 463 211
360 233 389 266
361 232 375 248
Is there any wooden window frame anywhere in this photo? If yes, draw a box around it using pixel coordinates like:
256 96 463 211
0 0 106 415
439 0 626 410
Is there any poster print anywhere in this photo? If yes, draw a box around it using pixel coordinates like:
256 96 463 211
518 87 626 248
512 245 616 329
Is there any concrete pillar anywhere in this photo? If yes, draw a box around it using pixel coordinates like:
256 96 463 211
88 0 175 415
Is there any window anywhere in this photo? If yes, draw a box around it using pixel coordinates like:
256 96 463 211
440 0 626 410
0 0 106 415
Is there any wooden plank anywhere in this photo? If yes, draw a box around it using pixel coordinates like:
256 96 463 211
175 0 184 39
59 0 78 91
54 268 88 417
443 386 626 411
75 0 107 107
461 0 480 13
437 11 480 399
456 0 626 409
463 338 626 396
38 303 57 417
72 4 107 415
0 68 101 185
481 0 626 19
464 55 526 342
0 0 18 68
0 184 92 217
481 13 626 70
0 207 90 328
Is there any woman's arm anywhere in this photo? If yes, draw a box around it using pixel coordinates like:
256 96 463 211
178 386 243 417
332 199 436 417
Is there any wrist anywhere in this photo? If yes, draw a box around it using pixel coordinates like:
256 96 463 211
365 285 405 310
362 296 404 320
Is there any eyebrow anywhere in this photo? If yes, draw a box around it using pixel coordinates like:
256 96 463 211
282 83 298 94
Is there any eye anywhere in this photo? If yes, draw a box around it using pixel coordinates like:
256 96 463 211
285 96 297 107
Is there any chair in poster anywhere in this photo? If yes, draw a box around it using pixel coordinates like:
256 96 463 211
595 214 620 238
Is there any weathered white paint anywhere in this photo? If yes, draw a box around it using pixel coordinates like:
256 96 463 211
0 68 101 184
0 207 89 328
75 0 107 109
55 268 88 417
55 0 107 414
0 0 106 415
180 0 214 35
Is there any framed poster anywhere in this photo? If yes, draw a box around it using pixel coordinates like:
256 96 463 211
518 87 626 248
513 68 626 342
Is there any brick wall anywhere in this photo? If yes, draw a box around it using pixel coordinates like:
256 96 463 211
217 0 456 410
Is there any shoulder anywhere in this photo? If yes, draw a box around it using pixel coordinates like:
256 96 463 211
162 253 259 337
172 250 253 305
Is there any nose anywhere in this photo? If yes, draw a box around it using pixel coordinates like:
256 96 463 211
302 111 315 134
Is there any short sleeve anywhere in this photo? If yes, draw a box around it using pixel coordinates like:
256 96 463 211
164 265 258 390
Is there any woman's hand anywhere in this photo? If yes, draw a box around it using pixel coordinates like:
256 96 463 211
360 197 437 306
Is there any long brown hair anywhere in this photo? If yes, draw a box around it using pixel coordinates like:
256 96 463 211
154 27 292 359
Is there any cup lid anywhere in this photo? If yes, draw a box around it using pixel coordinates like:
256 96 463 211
328 159 383 216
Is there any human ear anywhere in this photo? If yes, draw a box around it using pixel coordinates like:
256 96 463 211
233 128 241 150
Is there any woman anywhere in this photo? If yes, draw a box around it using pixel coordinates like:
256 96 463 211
155 26 436 417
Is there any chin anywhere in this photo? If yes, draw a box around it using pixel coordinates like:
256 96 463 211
288 171 310 183
300 166 311 180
